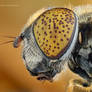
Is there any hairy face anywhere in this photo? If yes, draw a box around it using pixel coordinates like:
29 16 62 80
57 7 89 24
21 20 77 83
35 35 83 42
21 27 64 81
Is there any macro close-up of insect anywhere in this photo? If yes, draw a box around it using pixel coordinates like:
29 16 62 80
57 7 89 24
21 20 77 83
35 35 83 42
11 5 92 84
1 2 92 92
13 7 78 82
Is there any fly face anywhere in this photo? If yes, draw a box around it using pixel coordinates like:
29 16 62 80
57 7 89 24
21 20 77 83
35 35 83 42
13 7 78 81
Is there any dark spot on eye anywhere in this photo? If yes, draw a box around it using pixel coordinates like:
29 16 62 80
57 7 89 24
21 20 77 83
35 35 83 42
64 34 66 37
54 46 56 48
69 18 72 22
44 32 47 35
42 15 45 17
42 27 44 30
57 43 59 45
62 30 64 32
61 39 63 41
49 31 52 33
48 24 51 29
54 35 57 38
68 28 70 30
65 14 69 16
46 40 48 42
56 19 59 22
59 20 64 25
68 10 70 13
46 50 48 52
46 17 49 19
37 31 39 34
45 44 48 46
61 18 64 20
38 37 39 40
43 47 46 50
42 19 44 21
38 25 39 28
44 22 47 26
67 31 69 33
53 23 56 29
53 40 56 43
66 17 69 20
49 45 51 47
43 38 45 40
62 12 65 14
49 19 51 23
67 21 70 23
56 27 59 29
53 18 57 20
52 14 54 16
66 24 68 27
57 47 60 49
65 19 67 21
55 15 58 17
62 25 65 28
39 33 41 36
41 44 43 47
55 30 57 33
42 21 44 24
60 15 62 17
49 48 51 50
50 35 52 38
52 50 54 52
59 31 61 33
71 22 74 25
67 38 69 41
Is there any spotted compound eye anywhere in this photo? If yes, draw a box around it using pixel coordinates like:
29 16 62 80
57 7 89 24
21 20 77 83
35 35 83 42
33 8 77 59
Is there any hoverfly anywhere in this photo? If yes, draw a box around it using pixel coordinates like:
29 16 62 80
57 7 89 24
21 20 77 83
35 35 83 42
1 5 92 82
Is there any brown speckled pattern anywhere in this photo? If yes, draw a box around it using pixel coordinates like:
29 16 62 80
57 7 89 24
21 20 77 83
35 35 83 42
33 8 76 59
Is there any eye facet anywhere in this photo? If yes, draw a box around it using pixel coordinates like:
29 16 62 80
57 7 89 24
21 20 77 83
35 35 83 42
33 8 77 59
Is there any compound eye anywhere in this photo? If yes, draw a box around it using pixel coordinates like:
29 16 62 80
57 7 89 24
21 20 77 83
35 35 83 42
33 8 77 59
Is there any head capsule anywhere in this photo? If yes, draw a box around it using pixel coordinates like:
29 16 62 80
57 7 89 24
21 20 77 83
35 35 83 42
13 7 78 81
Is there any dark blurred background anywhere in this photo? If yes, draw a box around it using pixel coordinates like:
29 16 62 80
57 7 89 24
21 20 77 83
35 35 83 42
0 0 92 92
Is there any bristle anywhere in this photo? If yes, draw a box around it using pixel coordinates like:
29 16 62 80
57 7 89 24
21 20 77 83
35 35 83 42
0 40 13 45
0 35 15 45
0 35 16 39
66 0 74 10
0 34 16 39
73 5 92 16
